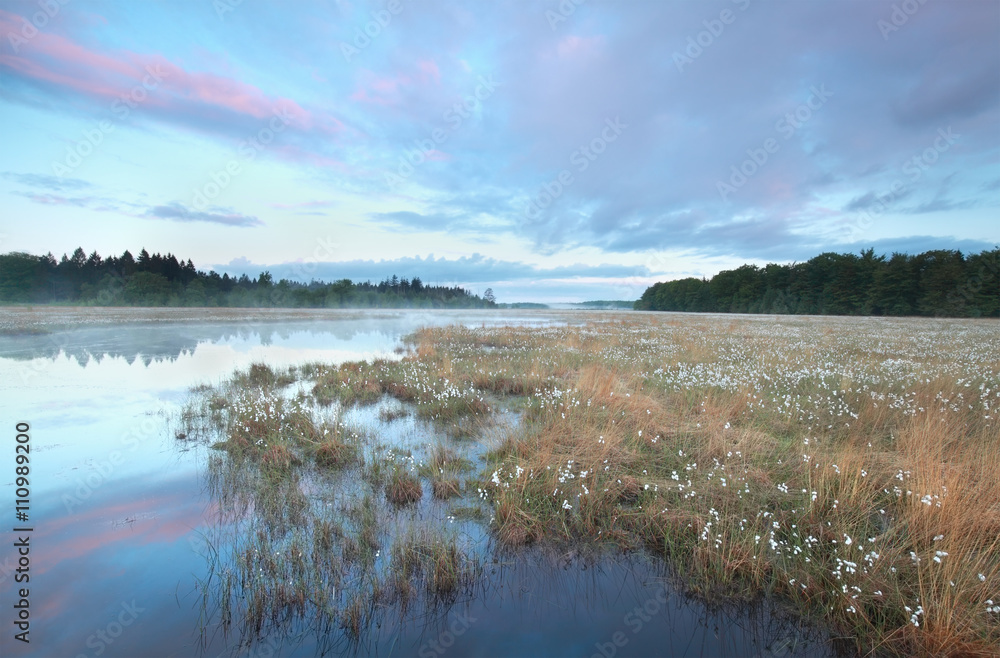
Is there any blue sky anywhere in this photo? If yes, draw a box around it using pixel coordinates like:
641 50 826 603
1 0 998 302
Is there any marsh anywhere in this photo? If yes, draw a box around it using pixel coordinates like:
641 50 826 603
5 307 996 656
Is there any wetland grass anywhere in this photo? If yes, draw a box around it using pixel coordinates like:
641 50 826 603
386 470 423 506
187 318 1000 656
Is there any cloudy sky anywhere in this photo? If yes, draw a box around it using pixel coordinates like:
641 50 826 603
1 0 997 302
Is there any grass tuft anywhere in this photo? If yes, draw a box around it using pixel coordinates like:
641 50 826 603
386 471 423 506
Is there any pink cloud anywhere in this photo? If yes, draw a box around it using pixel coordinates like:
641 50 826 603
416 59 441 84
30 492 205 578
425 149 451 162
350 74 404 106
0 9 339 135
350 59 443 107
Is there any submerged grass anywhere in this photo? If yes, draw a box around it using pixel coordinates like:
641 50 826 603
389 529 480 599
186 361 485 650
386 470 423 506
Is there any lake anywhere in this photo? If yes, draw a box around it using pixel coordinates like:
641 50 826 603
0 309 833 657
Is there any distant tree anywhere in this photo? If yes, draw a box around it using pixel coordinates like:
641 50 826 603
123 272 171 305
868 253 916 315
636 247 998 318
0 252 45 302
483 288 496 305
184 279 207 306
70 247 87 268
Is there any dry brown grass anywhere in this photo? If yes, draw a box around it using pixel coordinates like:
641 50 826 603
260 444 296 471
386 472 423 506
396 316 1000 656
314 438 354 468
432 478 461 499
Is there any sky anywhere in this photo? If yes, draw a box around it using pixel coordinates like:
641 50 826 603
0 0 998 303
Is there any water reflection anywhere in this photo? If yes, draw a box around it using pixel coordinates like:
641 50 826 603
198 543 833 657
1 311 567 364
3 319 408 364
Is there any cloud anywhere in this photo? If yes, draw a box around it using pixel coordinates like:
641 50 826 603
368 210 456 230
345 0 1000 257
0 8 344 163
11 191 91 207
146 202 262 227
350 59 443 107
2 172 94 191
210 237 1000 303
213 253 650 286
906 197 975 215
834 236 998 257
6 178 261 227
890 47 1000 127
2 0 997 284
842 189 911 213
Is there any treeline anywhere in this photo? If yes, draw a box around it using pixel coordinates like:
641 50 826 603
636 248 999 317
0 248 496 309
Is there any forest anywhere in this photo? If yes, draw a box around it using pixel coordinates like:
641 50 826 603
636 248 999 317
0 248 496 309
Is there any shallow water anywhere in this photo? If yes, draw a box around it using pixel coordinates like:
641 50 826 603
0 310 834 657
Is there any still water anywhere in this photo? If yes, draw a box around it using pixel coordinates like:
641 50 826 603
0 310 832 657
